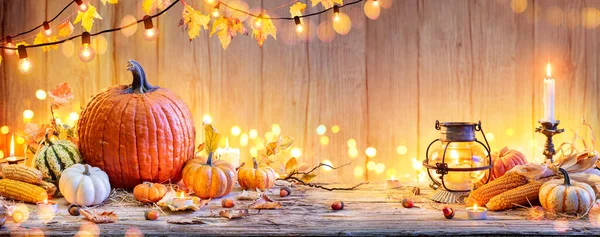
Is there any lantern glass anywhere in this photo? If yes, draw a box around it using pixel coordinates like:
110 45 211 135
428 141 489 191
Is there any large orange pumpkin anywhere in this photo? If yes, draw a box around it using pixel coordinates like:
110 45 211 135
490 147 527 180
182 155 236 199
77 60 196 189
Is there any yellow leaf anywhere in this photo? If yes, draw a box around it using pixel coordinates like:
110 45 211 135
143 0 171 14
182 5 210 40
57 21 74 37
15 41 29 57
289 2 306 23
251 14 276 47
277 136 295 152
100 0 118 5
285 158 298 175
300 173 317 183
34 32 59 52
210 16 247 49
265 140 278 156
74 4 102 32
204 124 221 155
311 0 343 8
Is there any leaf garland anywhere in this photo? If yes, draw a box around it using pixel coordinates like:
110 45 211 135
210 16 247 49
143 0 171 15
74 3 102 32
251 13 276 47
181 5 210 40
57 21 74 37
289 2 307 23
33 32 59 52
204 124 221 155
311 0 343 9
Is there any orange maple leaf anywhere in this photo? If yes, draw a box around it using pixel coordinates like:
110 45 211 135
48 82 74 109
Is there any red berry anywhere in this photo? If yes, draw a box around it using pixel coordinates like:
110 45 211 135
144 210 159 220
401 198 414 208
442 206 455 219
331 201 344 210
280 187 292 197
221 199 235 208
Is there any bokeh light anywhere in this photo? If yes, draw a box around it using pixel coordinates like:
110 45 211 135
62 40 74 57
249 129 258 139
202 115 212 124
1 126 9 134
366 160 376 171
333 13 352 35
348 147 358 158
35 90 47 100
291 148 302 157
316 125 327 135
347 138 357 148
331 125 340 134
322 160 333 171
396 145 407 155
365 147 377 157
120 15 138 36
375 163 385 174
510 0 527 14
240 133 249 147
486 133 495 141
354 166 364 176
16 136 25 145
317 20 336 43
249 147 258 157
23 110 34 119
271 124 281 136
231 126 241 136
265 131 274 141
505 128 515 136
320 135 330 145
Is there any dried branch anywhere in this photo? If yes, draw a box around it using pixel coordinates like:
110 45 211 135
283 161 353 179
282 177 367 191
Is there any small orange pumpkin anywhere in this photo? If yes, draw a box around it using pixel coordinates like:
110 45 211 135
182 155 236 199
490 147 527 180
238 157 276 191
133 182 168 203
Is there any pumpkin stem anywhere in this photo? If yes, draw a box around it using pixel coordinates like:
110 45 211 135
43 132 53 146
127 60 157 94
83 164 91 176
206 152 214 166
558 168 571 186
252 157 258 169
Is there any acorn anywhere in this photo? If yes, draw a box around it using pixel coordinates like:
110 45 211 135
68 204 80 216
412 187 420 195
144 210 159 220
442 206 455 219
221 199 235 208
401 198 414 208
331 201 344 210
279 187 292 197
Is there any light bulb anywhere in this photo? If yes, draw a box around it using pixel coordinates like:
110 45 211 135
79 44 96 63
255 19 262 28
334 13 340 21
294 16 303 33
18 58 32 74
296 24 304 33
4 42 15 55
333 5 340 21
43 21 52 37
372 0 379 6
79 2 89 12
142 15 158 41
333 12 352 35
364 0 381 20
212 4 220 18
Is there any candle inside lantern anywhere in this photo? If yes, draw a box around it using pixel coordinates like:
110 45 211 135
443 150 472 191
385 175 401 189
172 192 193 207
36 198 58 221
466 204 488 220
543 63 555 123
215 138 240 167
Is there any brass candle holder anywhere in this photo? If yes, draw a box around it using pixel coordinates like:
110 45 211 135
535 120 564 163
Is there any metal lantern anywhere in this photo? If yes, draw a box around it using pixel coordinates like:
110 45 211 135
423 121 492 203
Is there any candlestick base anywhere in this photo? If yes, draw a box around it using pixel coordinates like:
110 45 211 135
429 189 469 204
535 120 564 163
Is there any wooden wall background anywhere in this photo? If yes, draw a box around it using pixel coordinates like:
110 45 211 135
1 0 599 183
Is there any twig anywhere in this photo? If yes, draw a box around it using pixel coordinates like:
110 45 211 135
282 177 367 191
284 161 353 179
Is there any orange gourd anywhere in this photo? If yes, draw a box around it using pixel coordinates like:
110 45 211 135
490 147 527 180
77 60 196 189
181 155 236 199
133 182 168 203
237 157 276 191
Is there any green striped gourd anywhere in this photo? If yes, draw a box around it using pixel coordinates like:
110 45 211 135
35 135 82 183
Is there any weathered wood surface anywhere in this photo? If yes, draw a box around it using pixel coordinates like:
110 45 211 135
1 184 599 236
1 0 600 182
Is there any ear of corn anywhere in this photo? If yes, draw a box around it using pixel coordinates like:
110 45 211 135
0 179 48 203
38 180 57 197
487 180 545 211
1 165 43 184
466 172 528 206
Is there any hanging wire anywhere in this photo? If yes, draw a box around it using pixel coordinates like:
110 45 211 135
0 0 77 42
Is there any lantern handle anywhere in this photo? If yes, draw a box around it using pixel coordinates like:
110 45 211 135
435 120 441 130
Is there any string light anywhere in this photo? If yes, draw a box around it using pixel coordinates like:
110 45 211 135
142 15 158 41
364 0 381 20
75 0 89 13
212 3 220 18
254 13 264 29
294 16 303 33
79 32 95 63
17 45 32 74
42 21 53 37
333 5 341 21
372 0 379 6
4 36 15 55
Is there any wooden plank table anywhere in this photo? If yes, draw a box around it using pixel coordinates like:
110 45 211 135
1 183 599 236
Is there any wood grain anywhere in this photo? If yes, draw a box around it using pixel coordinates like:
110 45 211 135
0 0 599 182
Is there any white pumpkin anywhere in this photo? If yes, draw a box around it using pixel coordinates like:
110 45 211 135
539 168 596 214
59 164 111 206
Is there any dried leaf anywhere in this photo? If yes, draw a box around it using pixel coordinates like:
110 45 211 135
311 0 343 9
143 0 171 14
157 187 208 211
249 194 282 209
277 136 295 152
289 2 306 24
237 190 259 200
196 142 205 153
297 163 310 172
251 13 276 47
166 218 206 225
74 3 102 32
48 82 74 109
181 4 210 40
80 209 118 224
33 32 59 52
24 123 53 146
219 209 249 219
57 21 74 37
210 16 247 49
300 173 317 183
265 140 279 156
100 0 118 5
285 158 298 175
204 124 221 155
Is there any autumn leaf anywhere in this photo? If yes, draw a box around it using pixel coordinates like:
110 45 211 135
249 194 282 209
34 32 59 52
181 4 210 40
15 41 29 57
196 142 205 153
24 123 54 146
57 21 74 37
74 3 102 32
265 140 278 156
300 173 317 183
48 82 74 109
251 13 276 47
80 210 118 224
100 0 118 5
143 0 171 15
277 136 295 152
289 2 306 23
285 157 298 175
210 16 247 49
219 209 249 219
311 0 343 8
204 124 221 155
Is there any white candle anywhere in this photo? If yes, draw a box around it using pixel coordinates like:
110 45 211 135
385 175 401 189
172 192 193 207
444 150 471 191
466 204 488 220
215 138 240 167
543 63 555 122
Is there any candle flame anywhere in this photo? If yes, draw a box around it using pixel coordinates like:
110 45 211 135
9 134 14 157
43 198 48 204
546 63 552 78
225 137 229 149
179 192 184 199
390 175 395 180
473 204 479 211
